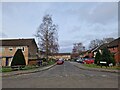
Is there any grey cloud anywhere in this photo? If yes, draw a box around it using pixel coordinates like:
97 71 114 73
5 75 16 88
88 3 118 24
66 2 117 24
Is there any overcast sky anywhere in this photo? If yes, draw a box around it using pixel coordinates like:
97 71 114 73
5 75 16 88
1 2 118 53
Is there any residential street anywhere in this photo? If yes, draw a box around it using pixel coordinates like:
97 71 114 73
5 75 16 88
2 61 118 88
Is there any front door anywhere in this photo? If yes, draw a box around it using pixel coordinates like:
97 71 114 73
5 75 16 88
6 57 9 66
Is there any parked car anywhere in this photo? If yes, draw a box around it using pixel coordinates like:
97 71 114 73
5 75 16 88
76 59 80 62
57 59 64 65
76 58 84 64
83 58 94 64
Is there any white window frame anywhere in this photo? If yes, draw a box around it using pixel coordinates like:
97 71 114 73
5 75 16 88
9 47 13 52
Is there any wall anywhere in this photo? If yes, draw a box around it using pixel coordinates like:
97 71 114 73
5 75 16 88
28 40 38 58
108 47 119 64
28 60 38 65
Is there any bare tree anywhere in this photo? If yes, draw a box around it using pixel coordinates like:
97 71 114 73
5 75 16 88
89 37 114 50
89 39 104 50
72 42 85 54
103 37 114 43
35 14 59 60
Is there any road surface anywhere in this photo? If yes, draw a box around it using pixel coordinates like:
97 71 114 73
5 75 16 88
2 61 119 88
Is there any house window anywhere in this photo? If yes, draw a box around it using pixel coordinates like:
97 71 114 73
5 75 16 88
16 47 25 52
9 47 13 52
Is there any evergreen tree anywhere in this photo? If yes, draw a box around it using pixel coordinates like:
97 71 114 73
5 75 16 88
11 49 26 67
95 50 101 65
101 47 115 66
101 47 110 66
109 52 115 66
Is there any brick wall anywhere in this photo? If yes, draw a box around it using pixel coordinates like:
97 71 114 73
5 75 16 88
108 47 119 64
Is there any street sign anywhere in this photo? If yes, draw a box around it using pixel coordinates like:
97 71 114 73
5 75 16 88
100 61 107 64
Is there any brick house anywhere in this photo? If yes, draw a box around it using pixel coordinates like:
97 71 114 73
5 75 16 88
91 43 108 58
91 37 120 65
107 37 120 64
0 38 38 66
79 51 89 58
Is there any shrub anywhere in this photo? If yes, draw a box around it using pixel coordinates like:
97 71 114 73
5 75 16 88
101 47 115 66
95 50 102 65
109 53 116 66
11 49 26 69
42 62 48 66
42 58 47 62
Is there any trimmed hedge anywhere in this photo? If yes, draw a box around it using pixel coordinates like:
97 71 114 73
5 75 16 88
11 49 26 69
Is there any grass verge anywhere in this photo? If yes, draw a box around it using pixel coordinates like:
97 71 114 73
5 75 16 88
1 67 12 72
83 64 120 70
1 61 56 73
1 66 38 73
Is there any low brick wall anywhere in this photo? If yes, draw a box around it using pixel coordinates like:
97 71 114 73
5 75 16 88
28 59 39 65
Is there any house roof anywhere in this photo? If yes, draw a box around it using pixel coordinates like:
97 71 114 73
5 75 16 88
0 38 38 48
91 43 108 52
79 50 89 54
91 37 120 52
107 37 120 48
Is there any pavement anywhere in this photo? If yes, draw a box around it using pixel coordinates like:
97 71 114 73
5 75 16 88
1 63 56 77
69 61 119 73
1 61 119 77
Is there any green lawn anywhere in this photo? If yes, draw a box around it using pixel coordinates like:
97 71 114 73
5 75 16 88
1 67 13 72
48 60 56 65
1 61 56 73
1 66 38 73
83 64 120 70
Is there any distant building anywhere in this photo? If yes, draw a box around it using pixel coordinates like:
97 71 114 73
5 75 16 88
71 53 80 59
49 53 71 60
0 38 38 66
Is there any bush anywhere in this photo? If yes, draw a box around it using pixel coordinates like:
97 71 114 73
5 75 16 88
95 50 102 65
11 49 26 69
109 53 116 66
100 47 115 66
48 59 56 65
42 62 48 66
41 58 47 62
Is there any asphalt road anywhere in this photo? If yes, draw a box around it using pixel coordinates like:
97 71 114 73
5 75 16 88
2 61 119 88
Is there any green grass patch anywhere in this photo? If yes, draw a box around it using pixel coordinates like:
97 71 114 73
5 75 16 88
1 61 56 73
1 67 13 72
48 60 56 65
21 65 39 70
83 64 99 68
83 64 120 70
1 65 38 73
